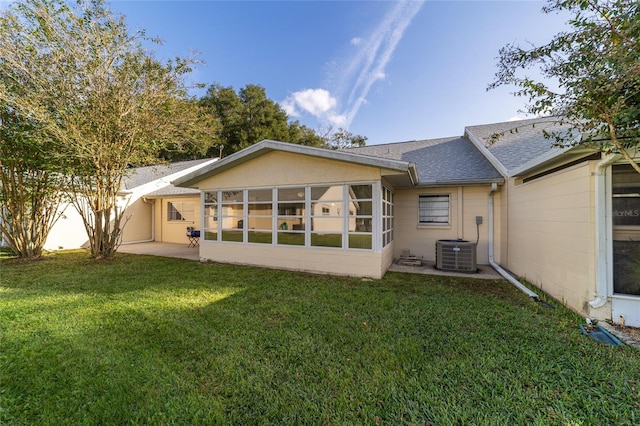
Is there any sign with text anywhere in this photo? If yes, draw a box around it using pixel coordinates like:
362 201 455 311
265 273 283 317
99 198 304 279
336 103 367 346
613 195 640 226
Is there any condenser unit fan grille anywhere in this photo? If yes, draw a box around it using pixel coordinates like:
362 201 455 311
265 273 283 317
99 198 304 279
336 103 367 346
436 240 477 273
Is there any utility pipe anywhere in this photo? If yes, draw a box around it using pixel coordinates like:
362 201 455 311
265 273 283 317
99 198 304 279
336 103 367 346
589 153 620 308
488 183 540 300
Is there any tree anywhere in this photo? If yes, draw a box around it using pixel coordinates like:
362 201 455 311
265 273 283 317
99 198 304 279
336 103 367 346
0 0 214 258
201 83 293 155
200 83 367 154
325 128 368 150
286 120 327 147
0 108 67 259
489 0 640 171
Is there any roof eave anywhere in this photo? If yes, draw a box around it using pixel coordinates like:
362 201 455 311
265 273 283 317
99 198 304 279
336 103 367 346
510 145 595 177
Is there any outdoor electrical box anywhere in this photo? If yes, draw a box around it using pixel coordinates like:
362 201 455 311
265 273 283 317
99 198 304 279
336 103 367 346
476 216 483 225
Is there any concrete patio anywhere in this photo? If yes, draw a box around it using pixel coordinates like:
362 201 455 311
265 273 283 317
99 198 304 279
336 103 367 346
388 262 502 280
118 242 502 280
118 242 200 261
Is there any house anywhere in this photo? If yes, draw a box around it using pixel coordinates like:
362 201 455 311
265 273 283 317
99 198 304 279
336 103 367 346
173 117 640 327
465 117 640 328
42 157 218 251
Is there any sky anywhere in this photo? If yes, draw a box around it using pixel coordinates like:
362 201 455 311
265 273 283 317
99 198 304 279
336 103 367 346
5 0 572 145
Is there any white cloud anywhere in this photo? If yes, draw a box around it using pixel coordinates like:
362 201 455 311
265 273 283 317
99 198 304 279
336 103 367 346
281 98 299 118
292 88 336 116
282 1 423 133
281 88 341 125
327 113 347 128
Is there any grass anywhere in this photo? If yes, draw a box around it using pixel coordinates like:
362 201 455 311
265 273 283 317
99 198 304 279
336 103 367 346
1 251 639 425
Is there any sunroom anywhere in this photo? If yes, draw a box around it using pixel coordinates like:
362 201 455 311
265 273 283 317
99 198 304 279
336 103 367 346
173 140 417 278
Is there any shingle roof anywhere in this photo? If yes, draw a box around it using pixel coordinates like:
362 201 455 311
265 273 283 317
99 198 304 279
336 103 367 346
123 158 213 190
349 136 503 185
464 116 576 175
145 185 200 198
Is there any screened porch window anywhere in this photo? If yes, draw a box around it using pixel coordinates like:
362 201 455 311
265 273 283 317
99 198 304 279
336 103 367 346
382 185 394 247
203 183 380 251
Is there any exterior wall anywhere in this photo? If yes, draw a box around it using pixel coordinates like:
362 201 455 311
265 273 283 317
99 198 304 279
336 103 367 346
154 196 201 244
195 151 382 190
195 150 387 277
44 202 89 251
381 242 395 276
504 161 599 316
199 243 385 278
494 188 507 265
121 198 153 243
393 185 494 264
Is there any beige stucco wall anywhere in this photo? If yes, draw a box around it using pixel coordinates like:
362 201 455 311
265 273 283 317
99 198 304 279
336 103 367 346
121 199 153 243
154 196 201 244
199 242 385 278
195 151 382 190
493 188 507 265
503 162 597 314
393 185 494 264
44 202 89 251
381 242 395 276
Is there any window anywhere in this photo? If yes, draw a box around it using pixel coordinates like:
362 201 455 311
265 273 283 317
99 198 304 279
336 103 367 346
247 189 273 244
277 187 306 246
419 195 449 224
202 183 380 251
221 191 244 242
203 192 218 241
382 185 394 247
167 202 194 222
348 184 373 249
311 185 344 248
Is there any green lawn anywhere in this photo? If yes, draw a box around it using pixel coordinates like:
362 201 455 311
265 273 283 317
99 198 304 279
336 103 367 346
1 251 639 425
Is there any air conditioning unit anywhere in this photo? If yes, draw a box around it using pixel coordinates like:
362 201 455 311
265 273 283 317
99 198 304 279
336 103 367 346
436 239 477 273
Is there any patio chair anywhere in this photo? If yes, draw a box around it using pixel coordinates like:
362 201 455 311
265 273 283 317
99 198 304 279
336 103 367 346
186 227 200 248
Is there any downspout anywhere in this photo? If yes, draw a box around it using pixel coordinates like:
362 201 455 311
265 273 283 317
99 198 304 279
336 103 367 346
589 153 620 309
488 183 540 301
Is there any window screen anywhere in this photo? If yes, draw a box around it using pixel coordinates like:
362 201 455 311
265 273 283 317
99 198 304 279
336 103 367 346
419 195 449 224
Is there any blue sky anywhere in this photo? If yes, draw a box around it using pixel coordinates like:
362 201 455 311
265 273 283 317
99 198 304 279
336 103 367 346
33 1 573 145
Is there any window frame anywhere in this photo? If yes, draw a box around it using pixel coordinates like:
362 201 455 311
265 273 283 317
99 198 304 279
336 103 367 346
167 201 195 222
418 194 450 225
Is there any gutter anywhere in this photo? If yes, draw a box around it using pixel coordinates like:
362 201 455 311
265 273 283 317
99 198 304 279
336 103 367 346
589 153 620 309
488 183 540 300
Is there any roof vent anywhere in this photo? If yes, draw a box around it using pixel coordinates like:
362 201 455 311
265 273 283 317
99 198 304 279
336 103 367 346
436 240 477 273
